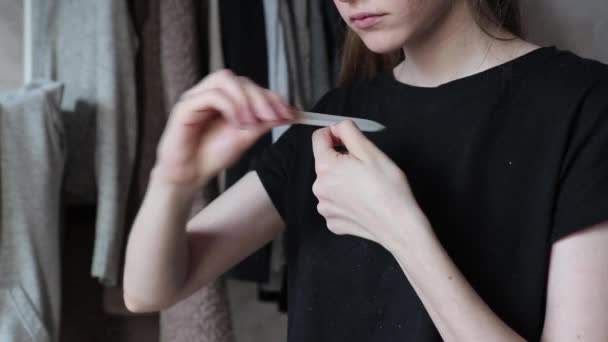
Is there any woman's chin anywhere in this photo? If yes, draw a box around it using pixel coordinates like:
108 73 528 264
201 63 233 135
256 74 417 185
359 33 407 54
362 41 403 55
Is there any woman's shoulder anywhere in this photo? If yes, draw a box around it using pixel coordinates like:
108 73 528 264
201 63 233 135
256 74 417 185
538 47 608 92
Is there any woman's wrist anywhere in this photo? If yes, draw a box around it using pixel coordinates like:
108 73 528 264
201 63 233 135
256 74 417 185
149 165 205 201
382 205 435 256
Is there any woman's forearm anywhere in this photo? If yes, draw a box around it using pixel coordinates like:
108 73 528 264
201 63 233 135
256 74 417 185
387 215 526 342
123 167 202 312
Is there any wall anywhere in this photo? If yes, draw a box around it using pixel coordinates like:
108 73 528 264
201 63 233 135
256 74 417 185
521 0 608 63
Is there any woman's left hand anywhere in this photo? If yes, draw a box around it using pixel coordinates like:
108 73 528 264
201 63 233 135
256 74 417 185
311 120 430 250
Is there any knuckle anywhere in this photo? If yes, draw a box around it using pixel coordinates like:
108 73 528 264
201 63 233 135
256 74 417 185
312 129 322 141
246 84 264 100
189 77 206 90
223 104 241 120
215 69 238 85
316 202 331 217
312 181 322 197
327 221 342 235
171 100 186 115
316 202 324 214
178 91 192 102
267 91 282 102
218 68 234 77
315 162 329 175
204 87 221 97
225 100 240 116
199 72 214 84
238 75 253 84
208 69 228 83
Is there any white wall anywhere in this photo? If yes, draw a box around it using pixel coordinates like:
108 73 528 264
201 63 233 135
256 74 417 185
521 0 608 63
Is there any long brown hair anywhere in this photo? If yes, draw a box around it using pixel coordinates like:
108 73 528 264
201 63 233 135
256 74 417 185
338 0 522 86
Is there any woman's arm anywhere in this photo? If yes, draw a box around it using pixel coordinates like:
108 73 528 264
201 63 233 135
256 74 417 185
541 221 608 342
123 68 295 312
385 211 526 342
311 120 608 342
123 171 285 312
387 217 608 342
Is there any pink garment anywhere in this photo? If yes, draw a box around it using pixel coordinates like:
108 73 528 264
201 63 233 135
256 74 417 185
161 280 234 342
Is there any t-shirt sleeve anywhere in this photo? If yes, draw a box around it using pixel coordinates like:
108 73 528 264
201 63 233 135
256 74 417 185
249 89 341 222
250 124 302 222
551 80 608 243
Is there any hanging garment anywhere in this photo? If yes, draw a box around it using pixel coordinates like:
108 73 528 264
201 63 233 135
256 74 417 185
308 0 332 103
159 0 205 106
263 0 291 141
278 0 305 110
128 0 208 215
161 183 234 342
263 0 290 102
289 0 313 108
161 280 234 341
128 0 168 225
0 81 65 342
26 0 138 286
279 0 345 104
209 0 225 72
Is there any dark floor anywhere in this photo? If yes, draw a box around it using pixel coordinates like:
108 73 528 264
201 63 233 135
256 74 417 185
60 206 159 342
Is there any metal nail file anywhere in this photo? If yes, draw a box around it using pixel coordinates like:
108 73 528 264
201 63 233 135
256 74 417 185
294 111 386 132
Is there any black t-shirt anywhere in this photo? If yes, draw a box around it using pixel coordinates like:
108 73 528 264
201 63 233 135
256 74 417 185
251 46 608 341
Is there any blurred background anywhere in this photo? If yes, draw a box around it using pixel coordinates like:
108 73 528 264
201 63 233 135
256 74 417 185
0 1 606 342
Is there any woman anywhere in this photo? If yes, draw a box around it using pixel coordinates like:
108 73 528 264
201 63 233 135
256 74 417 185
123 0 608 340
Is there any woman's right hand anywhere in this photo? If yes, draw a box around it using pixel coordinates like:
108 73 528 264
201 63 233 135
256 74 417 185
154 69 296 188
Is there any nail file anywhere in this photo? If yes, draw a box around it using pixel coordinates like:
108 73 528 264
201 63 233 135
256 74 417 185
294 111 386 132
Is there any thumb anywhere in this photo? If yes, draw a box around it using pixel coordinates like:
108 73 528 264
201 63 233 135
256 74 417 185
330 120 374 160
312 127 341 161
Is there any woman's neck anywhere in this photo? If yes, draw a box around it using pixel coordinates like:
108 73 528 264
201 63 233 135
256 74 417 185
395 1 537 88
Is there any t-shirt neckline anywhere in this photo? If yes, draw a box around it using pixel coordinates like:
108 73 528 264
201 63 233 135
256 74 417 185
381 46 556 94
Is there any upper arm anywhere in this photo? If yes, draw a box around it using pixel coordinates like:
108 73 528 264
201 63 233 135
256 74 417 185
175 171 285 300
541 221 608 342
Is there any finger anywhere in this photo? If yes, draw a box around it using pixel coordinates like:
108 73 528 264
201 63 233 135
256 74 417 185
182 69 256 124
312 127 341 166
199 113 275 150
241 78 280 122
170 88 240 128
163 90 238 153
265 91 295 120
330 120 374 160
181 69 236 99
